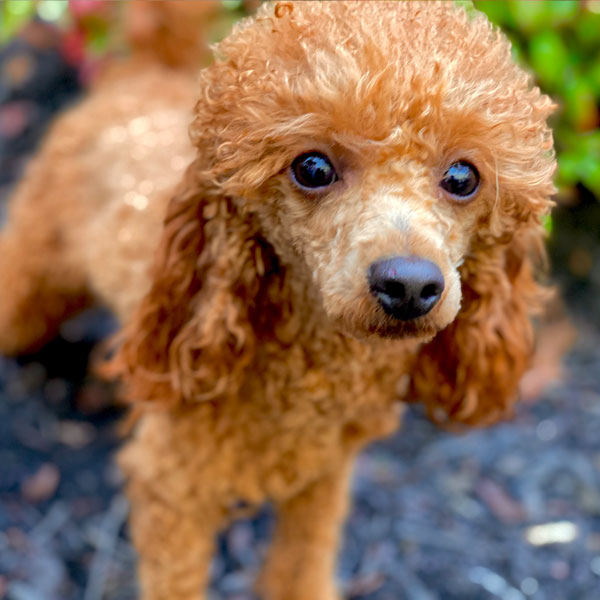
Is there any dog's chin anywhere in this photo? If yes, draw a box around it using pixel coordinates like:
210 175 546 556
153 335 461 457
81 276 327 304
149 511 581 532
366 317 439 341
331 308 442 344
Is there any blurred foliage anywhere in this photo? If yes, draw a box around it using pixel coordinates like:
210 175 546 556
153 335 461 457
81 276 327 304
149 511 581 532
0 1 249 84
474 0 600 200
2 1 68 43
1 1 112 77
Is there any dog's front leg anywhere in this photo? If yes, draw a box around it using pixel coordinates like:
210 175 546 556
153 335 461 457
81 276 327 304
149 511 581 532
257 459 354 600
127 481 222 600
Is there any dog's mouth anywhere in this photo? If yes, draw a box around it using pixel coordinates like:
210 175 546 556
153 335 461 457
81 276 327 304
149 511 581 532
366 315 440 340
331 305 443 343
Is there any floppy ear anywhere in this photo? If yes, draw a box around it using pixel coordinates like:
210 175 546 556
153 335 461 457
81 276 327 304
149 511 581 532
409 225 551 427
115 163 279 408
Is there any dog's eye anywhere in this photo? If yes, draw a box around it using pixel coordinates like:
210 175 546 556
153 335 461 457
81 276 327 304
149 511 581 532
440 161 480 199
291 152 338 189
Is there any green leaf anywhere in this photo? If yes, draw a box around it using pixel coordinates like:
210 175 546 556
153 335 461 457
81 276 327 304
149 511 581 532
222 0 243 10
528 31 569 89
546 1 579 26
580 157 600 195
564 75 599 131
1 0 35 42
557 151 580 186
588 58 600 98
575 12 600 48
5 0 34 16
509 0 550 32
473 1 512 26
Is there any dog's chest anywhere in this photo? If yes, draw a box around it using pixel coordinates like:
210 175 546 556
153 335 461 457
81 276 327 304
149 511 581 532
121 338 412 510
250 335 410 415
214 338 411 495
214 384 402 507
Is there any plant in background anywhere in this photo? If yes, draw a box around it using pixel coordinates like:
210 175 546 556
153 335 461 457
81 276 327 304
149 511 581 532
474 0 600 201
1 0 112 82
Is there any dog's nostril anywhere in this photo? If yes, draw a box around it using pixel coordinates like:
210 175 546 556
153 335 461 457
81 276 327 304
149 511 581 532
381 280 405 299
367 255 445 321
420 283 439 300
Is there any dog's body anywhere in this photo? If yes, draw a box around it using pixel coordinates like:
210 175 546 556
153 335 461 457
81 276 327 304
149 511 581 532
0 2 556 599
0 68 195 342
122 316 409 599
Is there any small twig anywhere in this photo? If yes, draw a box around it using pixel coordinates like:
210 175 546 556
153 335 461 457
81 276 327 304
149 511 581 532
391 561 437 600
29 501 69 545
84 495 129 600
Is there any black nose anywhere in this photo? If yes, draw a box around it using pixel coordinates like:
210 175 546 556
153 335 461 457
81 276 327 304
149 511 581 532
367 255 444 321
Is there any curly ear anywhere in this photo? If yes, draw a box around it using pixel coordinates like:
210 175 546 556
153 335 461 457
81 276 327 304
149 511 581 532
409 225 551 427
114 165 278 407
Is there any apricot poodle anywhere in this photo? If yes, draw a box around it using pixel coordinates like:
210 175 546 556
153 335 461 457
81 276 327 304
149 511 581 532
0 2 556 599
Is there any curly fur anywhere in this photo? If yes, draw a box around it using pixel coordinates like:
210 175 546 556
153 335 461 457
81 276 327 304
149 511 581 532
0 2 555 599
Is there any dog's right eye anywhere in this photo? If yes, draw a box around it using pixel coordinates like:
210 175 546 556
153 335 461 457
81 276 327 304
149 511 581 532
290 152 338 189
440 160 480 200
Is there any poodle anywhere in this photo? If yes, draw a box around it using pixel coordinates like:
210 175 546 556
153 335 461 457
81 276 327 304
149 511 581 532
0 2 556 599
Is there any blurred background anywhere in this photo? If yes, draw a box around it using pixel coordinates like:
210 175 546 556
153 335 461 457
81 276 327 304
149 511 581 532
0 1 599 599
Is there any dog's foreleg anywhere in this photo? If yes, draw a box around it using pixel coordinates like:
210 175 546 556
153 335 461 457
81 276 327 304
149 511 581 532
257 458 354 600
127 484 222 600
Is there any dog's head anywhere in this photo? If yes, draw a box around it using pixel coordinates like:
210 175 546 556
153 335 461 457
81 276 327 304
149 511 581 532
119 1 556 425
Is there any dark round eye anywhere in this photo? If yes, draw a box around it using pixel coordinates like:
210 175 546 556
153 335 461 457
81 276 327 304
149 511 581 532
291 152 338 189
440 161 480 199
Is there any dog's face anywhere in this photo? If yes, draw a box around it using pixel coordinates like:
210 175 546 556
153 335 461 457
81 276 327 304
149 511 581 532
251 139 485 341
192 1 555 343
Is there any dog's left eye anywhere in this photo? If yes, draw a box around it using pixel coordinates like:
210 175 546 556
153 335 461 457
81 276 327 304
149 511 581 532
290 152 338 189
440 161 480 199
